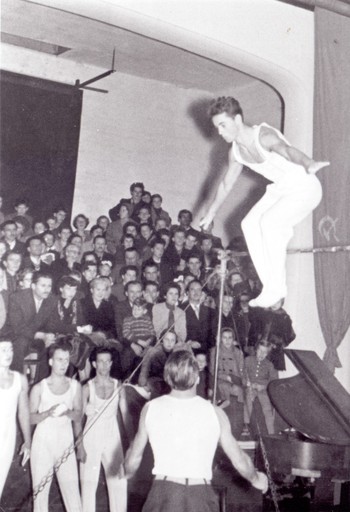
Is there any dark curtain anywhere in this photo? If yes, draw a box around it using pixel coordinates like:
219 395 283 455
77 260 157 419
0 71 82 222
313 8 350 373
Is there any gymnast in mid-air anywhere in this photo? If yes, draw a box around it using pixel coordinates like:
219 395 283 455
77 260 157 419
200 97 329 308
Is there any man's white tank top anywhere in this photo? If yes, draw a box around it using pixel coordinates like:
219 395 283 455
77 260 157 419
37 378 77 428
0 371 21 433
145 394 220 479
232 123 308 185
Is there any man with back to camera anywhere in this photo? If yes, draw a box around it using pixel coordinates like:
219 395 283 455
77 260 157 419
122 350 268 512
200 97 329 308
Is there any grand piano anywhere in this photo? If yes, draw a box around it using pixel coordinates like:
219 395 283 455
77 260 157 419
261 349 350 510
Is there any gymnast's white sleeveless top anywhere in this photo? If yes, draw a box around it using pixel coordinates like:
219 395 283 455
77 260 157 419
0 371 21 434
145 395 220 479
231 123 308 185
36 378 77 428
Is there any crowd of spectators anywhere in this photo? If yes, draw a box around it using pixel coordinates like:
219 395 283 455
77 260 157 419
0 183 296 508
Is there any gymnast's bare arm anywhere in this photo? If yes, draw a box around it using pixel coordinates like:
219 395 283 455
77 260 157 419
259 126 329 175
199 154 243 230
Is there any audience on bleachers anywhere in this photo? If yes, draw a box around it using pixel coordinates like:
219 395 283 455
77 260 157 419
0 186 288 509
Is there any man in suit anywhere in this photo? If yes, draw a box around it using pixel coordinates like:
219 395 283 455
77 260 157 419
143 238 174 289
109 182 147 222
1 220 26 255
181 279 217 353
7 272 58 377
23 236 51 273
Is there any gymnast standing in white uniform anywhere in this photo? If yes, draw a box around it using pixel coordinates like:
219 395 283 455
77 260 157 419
30 340 83 512
200 97 329 308
0 339 31 499
79 346 126 512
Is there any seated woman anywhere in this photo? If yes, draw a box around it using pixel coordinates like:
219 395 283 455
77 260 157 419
16 267 34 291
52 276 88 333
49 276 93 380
81 277 116 338
72 213 91 243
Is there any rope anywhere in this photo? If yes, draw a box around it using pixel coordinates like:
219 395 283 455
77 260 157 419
287 244 350 254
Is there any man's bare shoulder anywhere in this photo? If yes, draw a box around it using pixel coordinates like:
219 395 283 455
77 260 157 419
259 125 284 149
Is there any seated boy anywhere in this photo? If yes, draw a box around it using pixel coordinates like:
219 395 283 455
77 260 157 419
244 340 278 434
195 351 210 399
138 329 178 398
121 297 155 378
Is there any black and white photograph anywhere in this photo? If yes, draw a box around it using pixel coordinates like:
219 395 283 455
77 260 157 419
1 1 349 511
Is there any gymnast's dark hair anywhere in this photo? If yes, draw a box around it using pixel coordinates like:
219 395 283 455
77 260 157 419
208 97 244 120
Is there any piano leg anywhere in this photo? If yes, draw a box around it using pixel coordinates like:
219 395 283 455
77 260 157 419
332 477 350 511
310 474 350 511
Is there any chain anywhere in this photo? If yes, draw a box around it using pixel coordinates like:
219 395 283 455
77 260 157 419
33 442 75 499
256 422 280 512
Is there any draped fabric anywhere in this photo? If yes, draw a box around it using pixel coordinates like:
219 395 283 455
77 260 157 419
313 8 350 373
0 71 82 221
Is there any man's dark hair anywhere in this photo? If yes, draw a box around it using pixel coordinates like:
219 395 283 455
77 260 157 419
144 280 160 292
142 261 159 273
125 247 139 256
90 345 115 363
208 96 243 120
138 204 151 214
172 226 186 236
42 230 56 241
150 237 165 249
1 220 17 230
89 224 102 235
14 197 30 207
81 251 98 265
48 338 72 359
93 234 106 244
120 264 139 278
130 182 145 193
32 271 53 285
26 235 43 249
123 221 140 236
178 209 193 222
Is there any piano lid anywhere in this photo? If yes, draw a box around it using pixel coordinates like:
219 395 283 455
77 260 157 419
267 349 350 446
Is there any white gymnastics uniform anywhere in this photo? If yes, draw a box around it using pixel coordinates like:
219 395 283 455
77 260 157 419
30 378 82 512
234 123 322 304
0 371 21 498
80 379 126 512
